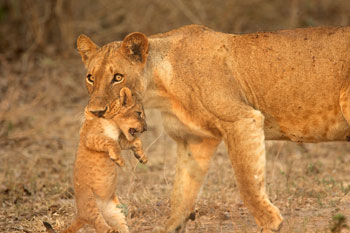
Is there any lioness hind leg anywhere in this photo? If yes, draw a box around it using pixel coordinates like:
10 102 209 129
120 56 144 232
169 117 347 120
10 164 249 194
340 82 350 128
221 109 283 232
154 138 220 233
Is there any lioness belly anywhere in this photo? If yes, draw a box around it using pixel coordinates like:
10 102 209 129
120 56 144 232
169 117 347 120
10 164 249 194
263 109 350 142
161 110 219 141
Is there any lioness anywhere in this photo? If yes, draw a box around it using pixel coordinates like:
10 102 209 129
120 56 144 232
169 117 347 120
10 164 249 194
44 87 147 233
76 25 350 232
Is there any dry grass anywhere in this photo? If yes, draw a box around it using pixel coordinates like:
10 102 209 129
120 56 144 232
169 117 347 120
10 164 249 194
1 0 350 232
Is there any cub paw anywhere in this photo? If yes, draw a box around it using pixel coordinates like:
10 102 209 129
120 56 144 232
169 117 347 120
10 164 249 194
111 157 125 167
107 230 119 233
258 214 283 233
134 151 148 164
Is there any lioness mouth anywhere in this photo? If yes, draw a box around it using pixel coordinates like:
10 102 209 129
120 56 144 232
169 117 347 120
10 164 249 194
129 128 137 136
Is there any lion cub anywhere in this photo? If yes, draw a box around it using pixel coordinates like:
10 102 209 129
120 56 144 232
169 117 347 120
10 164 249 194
44 87 147 233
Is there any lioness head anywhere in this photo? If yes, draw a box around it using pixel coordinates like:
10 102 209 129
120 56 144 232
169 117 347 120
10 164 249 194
77 32 148 117
114 87 147 141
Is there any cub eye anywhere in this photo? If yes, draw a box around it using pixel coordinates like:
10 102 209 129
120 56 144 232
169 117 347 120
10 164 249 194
112 73 124 84
136 111 142 117
86 74 94 84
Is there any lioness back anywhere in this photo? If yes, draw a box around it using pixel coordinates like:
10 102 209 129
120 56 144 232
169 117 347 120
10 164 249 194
231 27 350 142
149 25 350 142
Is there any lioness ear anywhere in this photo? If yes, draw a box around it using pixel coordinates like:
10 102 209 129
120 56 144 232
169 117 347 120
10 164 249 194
77 34 99 64
120 87 134 107
121 32 148 64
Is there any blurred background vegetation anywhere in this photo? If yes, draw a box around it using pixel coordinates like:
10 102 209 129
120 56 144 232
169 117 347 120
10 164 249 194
1 0 350 59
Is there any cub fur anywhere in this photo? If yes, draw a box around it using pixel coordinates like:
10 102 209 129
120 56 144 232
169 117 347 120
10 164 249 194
44 87 147 233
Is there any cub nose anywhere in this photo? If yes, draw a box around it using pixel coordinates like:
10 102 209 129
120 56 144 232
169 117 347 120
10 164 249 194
90 107 108 117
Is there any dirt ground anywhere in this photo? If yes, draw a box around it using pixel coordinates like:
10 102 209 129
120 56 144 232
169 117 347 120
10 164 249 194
1 1 350 232
1 56 350 233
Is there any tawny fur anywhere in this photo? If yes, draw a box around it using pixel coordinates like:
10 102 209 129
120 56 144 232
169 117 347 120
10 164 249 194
48 87 147 233
77 25 350 232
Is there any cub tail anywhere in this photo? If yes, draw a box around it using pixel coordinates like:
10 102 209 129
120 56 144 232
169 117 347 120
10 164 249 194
43 218 84 233
43 222 56 233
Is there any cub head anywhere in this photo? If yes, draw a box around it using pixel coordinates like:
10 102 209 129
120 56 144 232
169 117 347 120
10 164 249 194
77 32 149 118
114 87 147 141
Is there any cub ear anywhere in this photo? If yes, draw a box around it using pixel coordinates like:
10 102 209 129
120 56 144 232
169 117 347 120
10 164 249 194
121 32 148 64
120 87 134 107
77 34 99 64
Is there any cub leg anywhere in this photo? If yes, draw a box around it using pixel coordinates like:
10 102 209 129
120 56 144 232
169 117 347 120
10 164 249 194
61 218 84 233
154 138 220 233
112 193 121 205
221 109 283 232
100 194 129 233
131 138 147 164
84 134 125 166
119 135 147 164
78 197 114 233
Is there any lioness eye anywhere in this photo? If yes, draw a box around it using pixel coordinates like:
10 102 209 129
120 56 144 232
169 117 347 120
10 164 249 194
112 73 124 84
86 74 94 84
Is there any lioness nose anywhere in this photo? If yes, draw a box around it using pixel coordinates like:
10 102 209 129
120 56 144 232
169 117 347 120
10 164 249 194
90 107 107 117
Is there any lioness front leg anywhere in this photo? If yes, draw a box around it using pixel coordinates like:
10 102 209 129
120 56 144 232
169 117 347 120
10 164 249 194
221 109 283 232
84 134 125 166
153 137 220 233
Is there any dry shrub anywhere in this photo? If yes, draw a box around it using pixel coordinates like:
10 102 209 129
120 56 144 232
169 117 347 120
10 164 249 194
1 0 350 58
